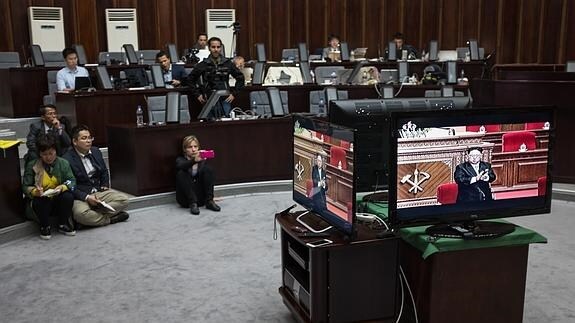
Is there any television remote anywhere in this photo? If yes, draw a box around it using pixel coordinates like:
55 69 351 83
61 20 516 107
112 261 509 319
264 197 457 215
298 232 331 238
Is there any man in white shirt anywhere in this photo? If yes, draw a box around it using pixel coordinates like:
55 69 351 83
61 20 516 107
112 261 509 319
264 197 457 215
56 47 89 92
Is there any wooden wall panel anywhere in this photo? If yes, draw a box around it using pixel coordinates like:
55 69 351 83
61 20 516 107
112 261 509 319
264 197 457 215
0 0 574 64
565 0 575 61
420 0 440 53
440 0 460 49
518 0 542 63
480 0 498 58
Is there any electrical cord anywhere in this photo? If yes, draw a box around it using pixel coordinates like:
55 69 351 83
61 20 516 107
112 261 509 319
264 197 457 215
400 266 419 323
394 270 405 323
394 75 411 97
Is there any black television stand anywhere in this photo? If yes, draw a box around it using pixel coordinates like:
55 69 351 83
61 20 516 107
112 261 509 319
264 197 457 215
276 211 400 322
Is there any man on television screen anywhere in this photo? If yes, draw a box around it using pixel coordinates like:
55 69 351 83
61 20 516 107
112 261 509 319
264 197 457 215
311 153 328 211
454 148 496 203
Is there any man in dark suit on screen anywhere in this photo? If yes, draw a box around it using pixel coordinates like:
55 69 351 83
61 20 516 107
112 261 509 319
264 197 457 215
454 148 496 203
311 153 328 211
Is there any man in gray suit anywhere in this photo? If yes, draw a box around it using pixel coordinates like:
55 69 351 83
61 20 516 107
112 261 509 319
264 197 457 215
25 104 71 163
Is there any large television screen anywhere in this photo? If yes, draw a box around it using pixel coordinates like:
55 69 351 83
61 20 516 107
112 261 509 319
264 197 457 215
388 106 554 238
292 116 356 236
328 98 470 193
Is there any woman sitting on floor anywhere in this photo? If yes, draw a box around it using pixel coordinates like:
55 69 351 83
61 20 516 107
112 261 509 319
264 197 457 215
175 135 221 215
22 134 76 240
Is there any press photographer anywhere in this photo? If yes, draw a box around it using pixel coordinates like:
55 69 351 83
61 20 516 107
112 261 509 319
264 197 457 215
187 36 245 118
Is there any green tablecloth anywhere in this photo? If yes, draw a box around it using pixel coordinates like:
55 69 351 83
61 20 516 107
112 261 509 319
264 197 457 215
361 200 547 259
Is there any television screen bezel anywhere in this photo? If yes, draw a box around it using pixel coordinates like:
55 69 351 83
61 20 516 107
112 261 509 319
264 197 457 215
387 105 555 228
292 115 357 237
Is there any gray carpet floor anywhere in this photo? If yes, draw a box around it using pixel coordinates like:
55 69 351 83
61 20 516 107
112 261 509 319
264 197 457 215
1 193 574 323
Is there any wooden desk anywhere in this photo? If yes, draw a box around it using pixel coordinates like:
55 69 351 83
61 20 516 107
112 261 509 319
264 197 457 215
0 65 163 118
401 241 528 323
492 63 566 80
0 67 56 117
107 118 292 196
56 88 190 146
0 143 25 228
470 79 575 183
498 71 575 81
310 61 485 81
56 84 468 147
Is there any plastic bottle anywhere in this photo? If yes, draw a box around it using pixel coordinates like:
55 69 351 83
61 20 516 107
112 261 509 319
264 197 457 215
318 98 325 115
251 100 258 115
139 53 144 65
310 70 316 84
136 105 144 127
105 53 111 66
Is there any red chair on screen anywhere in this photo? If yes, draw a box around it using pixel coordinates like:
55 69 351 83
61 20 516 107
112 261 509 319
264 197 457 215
315 132 331 143
525 122 546 130
501 131 537 152
329 146 347 170
436 183 458 204
466 124 501 132
538 176 547 196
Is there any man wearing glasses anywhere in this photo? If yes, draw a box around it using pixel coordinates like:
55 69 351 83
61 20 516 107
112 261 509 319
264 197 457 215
63 125 129 227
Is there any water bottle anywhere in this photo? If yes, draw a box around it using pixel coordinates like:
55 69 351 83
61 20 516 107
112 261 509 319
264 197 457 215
136 105 144 127
251 100 258 115
139 53 144 65
310 70 316 84
105 53 111 66
318 98 325 115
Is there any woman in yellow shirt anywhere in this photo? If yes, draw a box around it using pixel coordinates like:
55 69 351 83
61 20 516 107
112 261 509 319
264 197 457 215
22 134 76 240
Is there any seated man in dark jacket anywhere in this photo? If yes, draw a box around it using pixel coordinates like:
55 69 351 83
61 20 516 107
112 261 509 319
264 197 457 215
187 37 245 118
156 50 187 87
63 125 129 227
25 104 71 163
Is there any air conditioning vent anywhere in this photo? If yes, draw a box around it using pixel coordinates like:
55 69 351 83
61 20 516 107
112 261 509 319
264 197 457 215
206 9 235 57
28 7 65 51
30 7 62 21
106 8 139 51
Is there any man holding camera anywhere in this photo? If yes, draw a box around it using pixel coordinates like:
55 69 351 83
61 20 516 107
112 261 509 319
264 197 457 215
187 37 245 118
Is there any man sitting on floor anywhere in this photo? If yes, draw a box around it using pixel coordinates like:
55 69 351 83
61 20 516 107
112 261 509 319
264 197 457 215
63 125 129 227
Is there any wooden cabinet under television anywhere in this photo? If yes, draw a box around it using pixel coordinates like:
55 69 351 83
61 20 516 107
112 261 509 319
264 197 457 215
276 212 399 323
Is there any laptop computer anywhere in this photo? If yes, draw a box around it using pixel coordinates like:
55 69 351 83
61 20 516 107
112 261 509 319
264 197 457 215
352 47 368 59
380 69 399 84
74 76 93 91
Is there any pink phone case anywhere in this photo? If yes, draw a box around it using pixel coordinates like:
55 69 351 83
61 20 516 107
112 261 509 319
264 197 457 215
199 150 215 159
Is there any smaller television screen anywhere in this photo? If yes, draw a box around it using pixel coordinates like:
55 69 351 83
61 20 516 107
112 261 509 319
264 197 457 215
293 116 356 236
388 106 554 236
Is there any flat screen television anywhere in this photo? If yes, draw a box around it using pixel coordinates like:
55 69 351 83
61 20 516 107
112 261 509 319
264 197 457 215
388 106 554 239
292 115 356 237
329 98 471 194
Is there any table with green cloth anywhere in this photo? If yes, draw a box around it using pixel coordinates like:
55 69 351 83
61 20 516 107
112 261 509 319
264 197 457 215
360 200 547 258
360 198 546 323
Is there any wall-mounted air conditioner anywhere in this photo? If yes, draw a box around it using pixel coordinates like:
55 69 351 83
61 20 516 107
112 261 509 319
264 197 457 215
28 7 65 51
206 9 235 58
106 8 139 51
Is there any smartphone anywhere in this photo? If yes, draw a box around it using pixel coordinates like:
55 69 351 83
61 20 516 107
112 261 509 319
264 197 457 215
199 150 215 159
305 239 333 248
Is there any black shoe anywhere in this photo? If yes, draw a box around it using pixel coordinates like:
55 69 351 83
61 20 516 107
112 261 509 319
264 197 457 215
58 224 76 236
110 211 130 224
190 203 200 215
206 200 221 212
40 226 51 240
